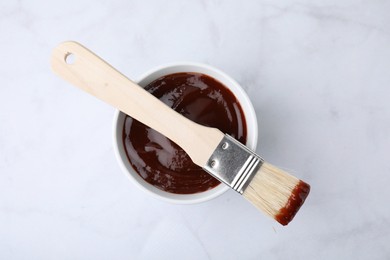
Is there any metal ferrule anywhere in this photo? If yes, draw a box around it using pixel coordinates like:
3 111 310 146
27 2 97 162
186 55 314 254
203 134 264 194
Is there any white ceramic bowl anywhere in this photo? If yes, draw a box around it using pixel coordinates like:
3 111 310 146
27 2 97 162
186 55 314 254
113 62 258 204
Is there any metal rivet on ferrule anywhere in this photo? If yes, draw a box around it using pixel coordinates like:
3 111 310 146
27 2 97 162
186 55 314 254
210 160 217 168
222 142 229 150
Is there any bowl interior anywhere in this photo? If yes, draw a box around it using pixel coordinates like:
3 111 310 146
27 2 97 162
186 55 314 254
113 63 258 204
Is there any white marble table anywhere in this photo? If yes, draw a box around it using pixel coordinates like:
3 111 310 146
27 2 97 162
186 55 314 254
1 0 390 259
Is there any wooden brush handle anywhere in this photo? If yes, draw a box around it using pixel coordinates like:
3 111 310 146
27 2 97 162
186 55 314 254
50 41 223 166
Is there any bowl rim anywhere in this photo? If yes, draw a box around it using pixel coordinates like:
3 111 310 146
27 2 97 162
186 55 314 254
113 61 258 204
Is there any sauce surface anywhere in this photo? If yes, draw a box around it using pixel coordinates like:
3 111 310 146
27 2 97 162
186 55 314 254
123 72 247 194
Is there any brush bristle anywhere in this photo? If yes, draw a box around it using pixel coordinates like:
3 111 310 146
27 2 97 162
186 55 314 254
243 162 310 225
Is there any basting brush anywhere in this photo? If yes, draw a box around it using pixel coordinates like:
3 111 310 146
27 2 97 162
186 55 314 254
51 41 310 225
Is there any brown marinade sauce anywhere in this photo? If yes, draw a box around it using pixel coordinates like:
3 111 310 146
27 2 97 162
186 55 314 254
275 181 311 225
122 72 247 194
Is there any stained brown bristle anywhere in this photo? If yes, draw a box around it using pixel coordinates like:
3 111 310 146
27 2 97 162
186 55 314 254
275 181 310 225
242 162 310 226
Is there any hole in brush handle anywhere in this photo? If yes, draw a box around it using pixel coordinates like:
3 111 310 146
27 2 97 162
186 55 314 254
64 52 75 64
